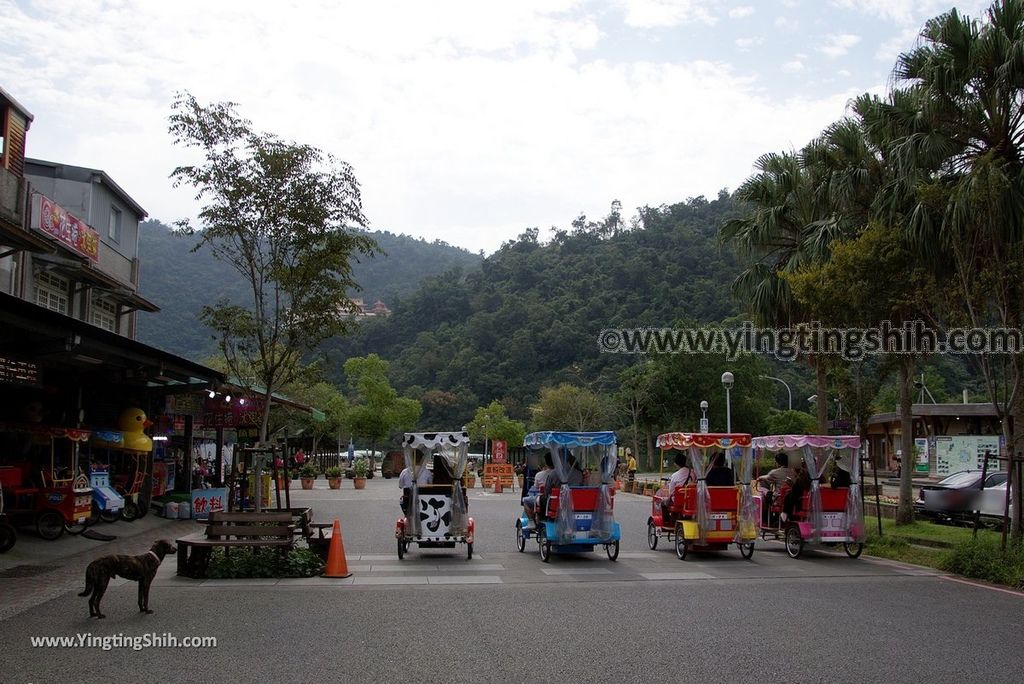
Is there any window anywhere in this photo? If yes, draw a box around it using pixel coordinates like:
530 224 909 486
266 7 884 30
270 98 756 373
35 271 69 314
108 206 122 242
91 296 118 332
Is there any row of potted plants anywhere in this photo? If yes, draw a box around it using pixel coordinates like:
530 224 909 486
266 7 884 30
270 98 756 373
292 459 371 490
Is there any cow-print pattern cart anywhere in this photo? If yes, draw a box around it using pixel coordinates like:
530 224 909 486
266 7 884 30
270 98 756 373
395 431 474 560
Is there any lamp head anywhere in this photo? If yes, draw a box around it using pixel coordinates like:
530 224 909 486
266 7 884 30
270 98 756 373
699 400 708 411
721 371 734 390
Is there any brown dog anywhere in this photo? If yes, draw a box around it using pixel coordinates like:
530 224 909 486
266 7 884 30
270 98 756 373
79 539 176 618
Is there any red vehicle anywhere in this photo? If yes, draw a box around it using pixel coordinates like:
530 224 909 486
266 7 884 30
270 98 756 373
647 432 757 560
752 435 864 559
0 423 93 540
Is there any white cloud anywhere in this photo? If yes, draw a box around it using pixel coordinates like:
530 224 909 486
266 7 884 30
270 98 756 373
774 16 799 31
616 0 720 28
876 26 921 62
734 36 764 50
830 0 990 25
837 69 852 77
728 5 754 19
0 0 881 253
782 60 805 73
818 33 861 58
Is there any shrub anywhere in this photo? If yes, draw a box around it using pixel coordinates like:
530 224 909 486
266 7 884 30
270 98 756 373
206 547 324 579
941 538 1024 589
353 458 370 478
299 463 318 479
325 466 342 479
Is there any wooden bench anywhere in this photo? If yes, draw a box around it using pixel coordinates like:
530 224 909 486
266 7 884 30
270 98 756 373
176 511 295 578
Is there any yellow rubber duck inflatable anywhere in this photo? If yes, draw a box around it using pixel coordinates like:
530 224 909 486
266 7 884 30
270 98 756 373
118 408 153 453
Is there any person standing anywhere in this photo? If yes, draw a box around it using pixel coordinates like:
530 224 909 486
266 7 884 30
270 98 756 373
626 448 638 485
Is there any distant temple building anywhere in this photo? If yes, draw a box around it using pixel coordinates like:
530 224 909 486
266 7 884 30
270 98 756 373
346 298 391 319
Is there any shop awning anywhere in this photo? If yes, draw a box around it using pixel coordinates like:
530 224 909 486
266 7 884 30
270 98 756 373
0 290 222 390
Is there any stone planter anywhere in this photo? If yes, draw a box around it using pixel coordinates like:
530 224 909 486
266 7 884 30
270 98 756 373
353 477 367 490
328 478 341 490
301 478 315 490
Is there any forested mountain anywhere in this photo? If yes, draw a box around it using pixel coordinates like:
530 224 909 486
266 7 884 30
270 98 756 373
320 194 748 422
135 220 482 358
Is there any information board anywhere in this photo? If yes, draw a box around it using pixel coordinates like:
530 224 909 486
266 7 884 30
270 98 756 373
933 436 999 477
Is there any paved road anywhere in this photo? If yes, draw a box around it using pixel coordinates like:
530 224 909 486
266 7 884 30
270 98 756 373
1 476 1021 683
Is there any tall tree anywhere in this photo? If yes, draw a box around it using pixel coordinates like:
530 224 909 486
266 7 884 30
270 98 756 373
721 151 832 432
882 0 1024 540
169 92 376 442
342 354 421 458
465 401 527 454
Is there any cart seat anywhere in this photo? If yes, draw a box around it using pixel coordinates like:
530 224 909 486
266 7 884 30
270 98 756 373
544 485 603 518
800 487 848 512
676 485 740 517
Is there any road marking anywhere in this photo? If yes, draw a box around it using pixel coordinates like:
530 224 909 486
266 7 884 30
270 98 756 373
278 576 355 586
201 578 278 587
540 568 613 575
426 575 503 585
639 572 715 581
371 563 438 571
940 575 1024 597
353 576 429 585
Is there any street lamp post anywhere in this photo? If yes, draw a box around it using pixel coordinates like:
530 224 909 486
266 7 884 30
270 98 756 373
721 371 734 433
699 400 709 433
760 375 792 410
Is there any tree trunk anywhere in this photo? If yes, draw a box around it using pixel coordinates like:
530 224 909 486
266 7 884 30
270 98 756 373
631 414 640 472
644 425 655 473
896 357 916 525
1009 377 1023 545
259 388 273 444
815 358 828 434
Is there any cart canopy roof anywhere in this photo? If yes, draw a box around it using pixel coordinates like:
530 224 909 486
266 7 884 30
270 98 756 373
524 431 617 448
751 435 860 450
656 432 751 450
402 431 469 450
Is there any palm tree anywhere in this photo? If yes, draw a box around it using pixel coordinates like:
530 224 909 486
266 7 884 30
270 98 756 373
721 151 833 433
880 0 1024 540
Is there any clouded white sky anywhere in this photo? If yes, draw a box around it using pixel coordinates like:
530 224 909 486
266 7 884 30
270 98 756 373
0 0 990 253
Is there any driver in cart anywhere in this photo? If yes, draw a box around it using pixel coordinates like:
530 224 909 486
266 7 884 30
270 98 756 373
398 452 432 514
661 451 693 521
522 453 553 523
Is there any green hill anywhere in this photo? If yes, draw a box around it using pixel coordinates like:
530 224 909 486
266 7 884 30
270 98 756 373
135 220 482 358
320 194 747 422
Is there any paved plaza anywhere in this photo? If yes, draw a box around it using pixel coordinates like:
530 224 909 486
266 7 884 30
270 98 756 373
1 476 1022 683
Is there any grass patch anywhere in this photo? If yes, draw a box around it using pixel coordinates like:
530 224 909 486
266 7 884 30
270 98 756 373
863 533 946 570
940 538 1024 590
206 547 324 579
864 516 1001 546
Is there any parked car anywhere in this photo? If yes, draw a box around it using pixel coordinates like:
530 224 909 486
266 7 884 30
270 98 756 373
916 470 1009 521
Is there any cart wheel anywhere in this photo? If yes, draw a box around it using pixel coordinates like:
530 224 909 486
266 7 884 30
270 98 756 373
0 523 16 553
100 509 121 524
467 542 473 560
121 500 139 522
538 529 552 563
397 537 405 560
64 520 88 536
516 520 526 553
36 510 65 540
843 542 863 559
674 522 688 560
785 526 804 559
135 499 149 519
87 502 101 527
647 521 658 550
739 542 755 559
605 540 619 561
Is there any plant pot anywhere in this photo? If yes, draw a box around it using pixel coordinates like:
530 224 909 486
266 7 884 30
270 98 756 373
328 478 341 490
301 478 315 490
518 476 525 490
464 476 476 489
353 477 367 490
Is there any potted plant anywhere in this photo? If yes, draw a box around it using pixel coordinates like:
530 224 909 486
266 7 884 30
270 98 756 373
299 463 318 490
464 466 477 489
326 466 343 490
352 458 370 489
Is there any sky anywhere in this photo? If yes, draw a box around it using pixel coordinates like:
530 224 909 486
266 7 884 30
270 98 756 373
0 0 992 254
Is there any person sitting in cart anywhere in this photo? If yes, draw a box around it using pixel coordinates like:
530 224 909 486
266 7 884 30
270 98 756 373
782 461 811 521
705 451 734 486
757 453 794 494
565 452 585 486
830 456 852 488
662 451 694 520
398 453 432 514
522 453 553 522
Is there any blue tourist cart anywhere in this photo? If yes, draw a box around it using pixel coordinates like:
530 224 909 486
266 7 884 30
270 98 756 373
516 431 621 561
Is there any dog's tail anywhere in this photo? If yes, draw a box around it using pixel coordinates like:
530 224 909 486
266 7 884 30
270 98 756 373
78 569 93 597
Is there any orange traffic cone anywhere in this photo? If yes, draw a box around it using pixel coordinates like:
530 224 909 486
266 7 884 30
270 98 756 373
322 519 352 578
